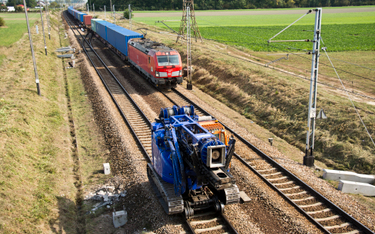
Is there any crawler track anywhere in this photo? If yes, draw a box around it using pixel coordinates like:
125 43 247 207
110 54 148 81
64 11 239 234
159 88 374 234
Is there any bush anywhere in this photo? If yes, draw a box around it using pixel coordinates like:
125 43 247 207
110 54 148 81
0 17 4 27
0 5 7 11
123 9 134 19
15 6 23 12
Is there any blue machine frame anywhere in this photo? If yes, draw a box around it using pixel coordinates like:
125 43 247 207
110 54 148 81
152 106 228 196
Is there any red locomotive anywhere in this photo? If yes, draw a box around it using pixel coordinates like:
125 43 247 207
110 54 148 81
128 38 183 87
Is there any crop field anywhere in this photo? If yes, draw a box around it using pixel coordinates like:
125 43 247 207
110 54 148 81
134 9 375 52
0 13 39 47
199 24 375 51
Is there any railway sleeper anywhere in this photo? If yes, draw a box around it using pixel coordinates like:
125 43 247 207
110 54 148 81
314 215 340 222
190 217 220 225
194 224 226 233
306 208 332 215
324 222 351 230
273 180 294 186
284 190 307 197
338 230 361 234
267 176 288 182
262 171 282 177
278 185 301 191
291 196 315 202
299 202 323 208
257 167 277 173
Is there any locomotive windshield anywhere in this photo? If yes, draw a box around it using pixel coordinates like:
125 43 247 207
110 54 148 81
157 55 180 66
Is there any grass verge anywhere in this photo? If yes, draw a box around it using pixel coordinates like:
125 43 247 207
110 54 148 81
0 11 109 233
0 13 39 47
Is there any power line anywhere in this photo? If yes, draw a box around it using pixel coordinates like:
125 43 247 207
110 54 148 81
323 48 375 148
196 17 374 83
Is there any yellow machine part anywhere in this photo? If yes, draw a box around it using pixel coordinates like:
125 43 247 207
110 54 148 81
199 121 229 146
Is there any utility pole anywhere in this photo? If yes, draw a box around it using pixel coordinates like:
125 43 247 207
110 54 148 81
23 0 41 95
113 5 116 25
87 3 89 14
110 0 112 12
186 7 192 90
104 5 106 20
93 3 94 14
45 0 51 40
39 1 47 55
267 9 323 167
177 0 202 43
128 4 131 30
304 8 322 167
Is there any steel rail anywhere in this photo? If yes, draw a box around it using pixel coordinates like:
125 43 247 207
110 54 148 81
64 12 151 162
168 88 374 234
64 12 240 234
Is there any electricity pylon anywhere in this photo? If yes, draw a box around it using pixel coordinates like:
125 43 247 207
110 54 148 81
176 0 202 43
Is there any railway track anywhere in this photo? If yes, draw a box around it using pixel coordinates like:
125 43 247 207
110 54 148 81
159 88 374 234
64 11 238 234
184 212 238 234
64 11 374 234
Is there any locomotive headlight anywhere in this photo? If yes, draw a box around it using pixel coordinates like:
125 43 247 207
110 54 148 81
179 70 182 76
155 71 160 77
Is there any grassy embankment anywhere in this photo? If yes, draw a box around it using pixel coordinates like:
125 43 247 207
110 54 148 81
0 12 108 233
132 8 375 173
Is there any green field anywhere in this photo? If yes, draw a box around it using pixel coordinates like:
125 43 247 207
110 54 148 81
134 9 375 52
199 24 375 51
135 5 375 14
0 13 39 47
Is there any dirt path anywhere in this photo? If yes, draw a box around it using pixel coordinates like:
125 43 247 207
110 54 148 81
135 7 375 18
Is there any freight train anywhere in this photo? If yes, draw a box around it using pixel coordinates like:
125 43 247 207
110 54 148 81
67 6 183 87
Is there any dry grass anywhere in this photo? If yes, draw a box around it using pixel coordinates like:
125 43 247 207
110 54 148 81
0 11 109 233
189 51 375 173
0 13 75 232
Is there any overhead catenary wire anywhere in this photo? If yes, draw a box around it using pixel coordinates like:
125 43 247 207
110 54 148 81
268 9 313 43
195 17 374 83
329 57 375 72
322 48 375 148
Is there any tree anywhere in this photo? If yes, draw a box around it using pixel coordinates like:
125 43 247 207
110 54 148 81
50 1 59 8
26 0 36 8
0 5 7 11
123 8 133 19
15 5 23 12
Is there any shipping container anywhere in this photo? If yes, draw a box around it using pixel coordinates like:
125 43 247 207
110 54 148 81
96 21 116 41
91 19 103 33
112 27 143 56
83 15 92 26
78 12 87 23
